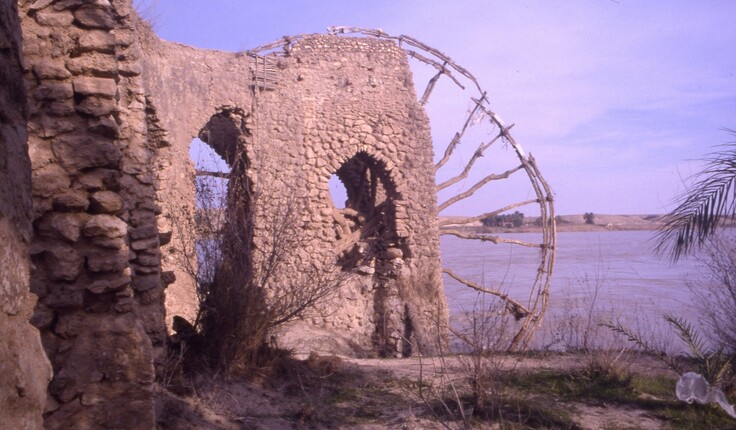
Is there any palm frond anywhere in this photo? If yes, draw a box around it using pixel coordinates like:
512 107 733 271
663 314 707 361
655 129 736 261
603 320 683 374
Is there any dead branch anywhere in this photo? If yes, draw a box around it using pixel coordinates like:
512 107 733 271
327 26 391 38
397 34 482 93
438 199 539 227
434 93 487 172
419 70 443 106
195 169 230 179
437 165 523 212
405 50 465 90
440 230 543 249
443 269 530 320
436 127 513 191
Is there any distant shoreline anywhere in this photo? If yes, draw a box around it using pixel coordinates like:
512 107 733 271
440 214 664 234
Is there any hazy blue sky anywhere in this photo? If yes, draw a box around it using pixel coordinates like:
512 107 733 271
138 1 736 216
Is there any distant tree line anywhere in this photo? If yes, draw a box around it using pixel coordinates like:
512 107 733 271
481 211 525 228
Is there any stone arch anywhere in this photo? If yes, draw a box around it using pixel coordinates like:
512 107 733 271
197 107 251 169
330 151 406 270
195 107 253 219
153 105 253 328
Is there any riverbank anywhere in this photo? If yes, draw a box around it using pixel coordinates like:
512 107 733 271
441 213 664 234
155 350 735 429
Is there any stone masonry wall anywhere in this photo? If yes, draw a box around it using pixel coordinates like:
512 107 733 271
20 0 165 428
252 35 447 356
4 1 448 427
0 1 52 428
138 30 448 356
135 27 256 328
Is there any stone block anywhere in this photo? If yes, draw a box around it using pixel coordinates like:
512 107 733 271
41 284 84 309
45 247 83 281
66 52 118 77
48 367 82 403
33 82 73 101
29 0 54 11
77 168 121 192
73 5 116 29
89 190 123 214
131 237 158 251
161 271 175 286
87 250 128 273
158 231 172 246
133 264 159 275
131 274 160 292
35 9 74 27
51 135 122 173
89 116 120 138
45 100 76 116
73 77 117 98
129 209 155 227
383 247 404 259
52 0 85 10
77 30 116 53
83 214 127 239
30 303 56 329
118 61 142 77
36 213 83 242
129 225 157 240
54 312 85 338
87 274 131 294
35 114 77 137
75 95 117 116
28 138 55 170
32 61 71 80
32 164 71 197
52 190 90 212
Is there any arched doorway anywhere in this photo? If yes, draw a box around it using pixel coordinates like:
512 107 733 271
330 152 403 271
328 152 414 356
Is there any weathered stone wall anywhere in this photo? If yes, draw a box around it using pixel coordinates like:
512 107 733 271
138 31 448 356
3 3 448 426
136 30 256 327
0 1 52 428
19 0 165 427
251 35 447 356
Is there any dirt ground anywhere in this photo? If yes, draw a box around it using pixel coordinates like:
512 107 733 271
154 351 718 429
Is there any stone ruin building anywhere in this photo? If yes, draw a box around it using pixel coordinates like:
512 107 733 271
1 0 458 428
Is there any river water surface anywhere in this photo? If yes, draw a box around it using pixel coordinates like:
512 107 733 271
440 230 704 349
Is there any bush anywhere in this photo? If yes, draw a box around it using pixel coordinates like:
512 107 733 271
481 210 525 228
690 232 736 356
170 156 344 376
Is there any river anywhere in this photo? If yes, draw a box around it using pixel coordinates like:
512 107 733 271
440 230 705 350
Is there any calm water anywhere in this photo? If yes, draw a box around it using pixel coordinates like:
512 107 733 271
441 230 704 348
